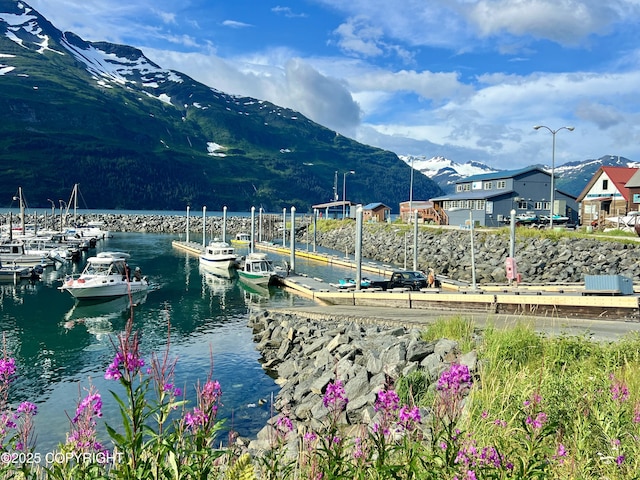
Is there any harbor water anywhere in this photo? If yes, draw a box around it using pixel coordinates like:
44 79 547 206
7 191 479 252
0 231 373 457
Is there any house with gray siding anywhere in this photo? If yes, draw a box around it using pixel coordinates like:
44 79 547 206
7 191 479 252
430 166 579 227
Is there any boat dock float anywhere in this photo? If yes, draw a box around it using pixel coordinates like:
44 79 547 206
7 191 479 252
172 240 640 320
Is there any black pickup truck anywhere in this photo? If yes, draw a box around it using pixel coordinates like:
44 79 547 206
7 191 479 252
370 271 430 291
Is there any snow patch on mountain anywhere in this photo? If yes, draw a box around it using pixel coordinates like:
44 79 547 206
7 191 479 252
399 155 497 178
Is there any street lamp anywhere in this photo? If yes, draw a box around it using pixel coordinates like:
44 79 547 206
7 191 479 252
533 125 574 228
409 156 414 223
59 199 67 230
342 170 355 219
47 198 55 230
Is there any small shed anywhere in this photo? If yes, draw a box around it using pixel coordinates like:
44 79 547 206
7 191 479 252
363 202 391 222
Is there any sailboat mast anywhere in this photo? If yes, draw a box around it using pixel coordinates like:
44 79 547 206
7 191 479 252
19 186 25 235
65 183 78 224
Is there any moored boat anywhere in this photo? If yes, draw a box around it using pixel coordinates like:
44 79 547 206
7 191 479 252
0 262 35 282
230 232 251 245
199 239 238 271
58 251 149 300
0 240 53 267
237 252 277 286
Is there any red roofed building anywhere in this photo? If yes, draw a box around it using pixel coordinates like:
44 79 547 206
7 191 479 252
577 166 638 226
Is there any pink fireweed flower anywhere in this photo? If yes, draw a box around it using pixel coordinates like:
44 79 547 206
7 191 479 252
611 379 630 403
374 389 400 413
12 401 37 453
277 415 293 433
525 412 548 430
323 379 348 412
104 350 145 381
201 380 221 404
15 402 37 417
73 392 102 423
184 407 209 429
633 403 640 423
163 383 182 397
398 405 421 431
0 357 16 383
65 386 108 457
437 363 472 396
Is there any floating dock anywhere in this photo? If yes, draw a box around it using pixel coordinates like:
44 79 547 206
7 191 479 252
172 240 640 321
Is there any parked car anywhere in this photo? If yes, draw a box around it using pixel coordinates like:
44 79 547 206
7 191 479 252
371 270 429 291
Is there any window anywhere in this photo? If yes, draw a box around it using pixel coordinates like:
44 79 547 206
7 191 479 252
534 202 544 210
484 182 493 190
496 180 506 189
456 185 463 192
517 201 528 209
602 179 609 190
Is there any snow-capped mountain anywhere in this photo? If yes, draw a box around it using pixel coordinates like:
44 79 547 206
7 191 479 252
400 154 640 198
399 155 498 194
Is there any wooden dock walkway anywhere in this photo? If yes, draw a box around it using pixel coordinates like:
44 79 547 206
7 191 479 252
172 240 640 321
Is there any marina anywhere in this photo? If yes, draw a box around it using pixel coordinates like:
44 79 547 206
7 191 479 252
173 239 640 320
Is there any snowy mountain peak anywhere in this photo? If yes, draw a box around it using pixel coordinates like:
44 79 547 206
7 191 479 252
399 155 498 178
399 155 498 193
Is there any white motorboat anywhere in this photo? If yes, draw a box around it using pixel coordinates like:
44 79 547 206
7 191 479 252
199 240 238 271
58 252 149 300
237 252 277 287
0 240 53 267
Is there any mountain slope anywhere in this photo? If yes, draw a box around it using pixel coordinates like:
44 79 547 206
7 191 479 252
0 0 442 211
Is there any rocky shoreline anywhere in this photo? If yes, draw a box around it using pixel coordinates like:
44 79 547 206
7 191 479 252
245 309 475 454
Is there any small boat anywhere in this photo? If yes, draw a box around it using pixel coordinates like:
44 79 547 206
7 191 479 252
199 240 238 271
515 212 538 225
0 262 34 282
58 251 149 300
230 232 251 245
0 240 53 267
237 252 277 286
331 277 372 289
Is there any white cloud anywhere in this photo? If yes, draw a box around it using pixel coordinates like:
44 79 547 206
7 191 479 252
222 20 252 29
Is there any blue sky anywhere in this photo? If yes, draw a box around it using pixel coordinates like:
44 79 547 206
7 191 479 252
25 0 640 169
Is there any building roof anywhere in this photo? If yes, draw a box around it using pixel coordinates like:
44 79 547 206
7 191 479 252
576 166 638 202
430 190 515 202
399 200 433 208
363 202 390 211
625 169 640 188
460 166 546 183
312 200 351 209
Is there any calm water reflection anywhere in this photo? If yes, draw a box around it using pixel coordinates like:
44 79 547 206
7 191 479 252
0 232 320 455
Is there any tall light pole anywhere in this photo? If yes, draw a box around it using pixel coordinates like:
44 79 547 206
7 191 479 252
533 125 574 229
409 157 414 223
333 171 338 201
47 199 55 230
342 170 355 219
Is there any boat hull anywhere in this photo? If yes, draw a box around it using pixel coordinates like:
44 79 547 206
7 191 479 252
237 270 273 287
199 256 236 271
61 279 149 300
